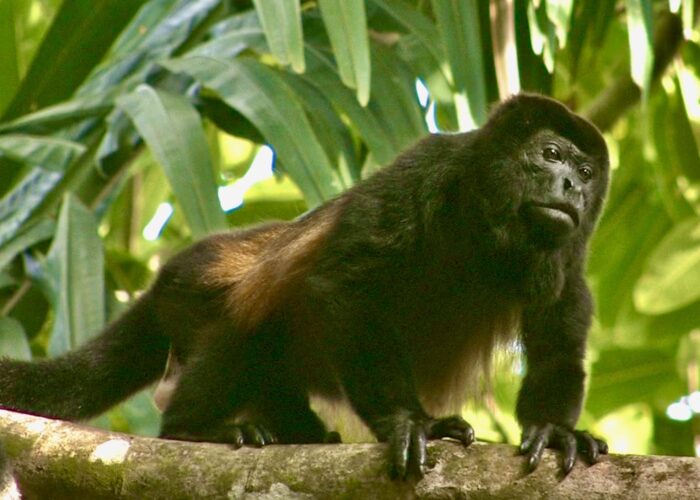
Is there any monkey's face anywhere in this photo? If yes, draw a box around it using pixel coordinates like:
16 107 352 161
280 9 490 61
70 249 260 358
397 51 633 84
518 130 606 246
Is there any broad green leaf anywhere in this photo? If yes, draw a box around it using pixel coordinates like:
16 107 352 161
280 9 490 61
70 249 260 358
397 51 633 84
2 0 144 120
634 217 700 314
252 0 305 72
77 0 221 100
0 0 19 115
303 47 396 165
586 348 682 417
625 0 654 98
0 168 62 248
318 0 371 106
0 219 55 271
0 135 85 172
589 188 671 326
369 44 427 150
0 317 31 361
40 194 105 356
431 0 488 128
526 0 557 73
682 0 695 37
163 56 343 206
370 0 443 66
118 85 227 239
545 0 574 48
279 73 359 186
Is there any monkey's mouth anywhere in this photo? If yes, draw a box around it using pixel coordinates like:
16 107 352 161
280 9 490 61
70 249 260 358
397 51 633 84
526 202 580 228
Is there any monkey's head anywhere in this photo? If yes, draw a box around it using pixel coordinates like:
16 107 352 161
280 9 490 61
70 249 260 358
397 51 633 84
474 94 610 248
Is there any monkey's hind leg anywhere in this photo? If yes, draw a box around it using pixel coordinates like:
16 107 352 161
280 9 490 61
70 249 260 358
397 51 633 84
159 326 332 447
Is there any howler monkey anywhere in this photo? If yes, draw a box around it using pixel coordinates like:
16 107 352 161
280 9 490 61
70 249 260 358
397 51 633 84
0 94 609 479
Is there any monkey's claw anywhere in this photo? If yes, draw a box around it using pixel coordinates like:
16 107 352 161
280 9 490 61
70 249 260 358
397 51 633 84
387 413 474 480
519 423 608 474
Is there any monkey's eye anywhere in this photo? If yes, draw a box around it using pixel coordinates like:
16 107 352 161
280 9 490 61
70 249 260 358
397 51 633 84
578 166 593 182
542 146 561 162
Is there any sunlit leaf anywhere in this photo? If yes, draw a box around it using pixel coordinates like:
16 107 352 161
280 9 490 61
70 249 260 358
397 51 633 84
252 0 305 72
625 0 654 98
163 56 343 206
634 217 700 314
545 0 574 48
118 85 228 239
431 0 488 128
318 0 371 105
0 135 85 172
0 317 31 361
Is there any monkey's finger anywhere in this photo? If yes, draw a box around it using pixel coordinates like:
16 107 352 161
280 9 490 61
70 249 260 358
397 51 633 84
230 426 245 448
559 433 577 474
407 428 427 479
596 439 609 455
576 431 600 464
241 424 267 447
428 416 474 446
526 433 549 471
389 425 412 480
260 426 278 445
519 425 538 453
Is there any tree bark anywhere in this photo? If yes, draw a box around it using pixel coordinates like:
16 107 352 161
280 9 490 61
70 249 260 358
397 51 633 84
0 409 698 499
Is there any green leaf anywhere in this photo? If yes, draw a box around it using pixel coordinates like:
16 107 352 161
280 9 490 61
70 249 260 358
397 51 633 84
545 0 574 48
0 168 62 248
279 73 359 186
39 194 105 356
0 218 55 271
370 0 443 66
369 44 427 150
303 47 397 165
0 97 111 134
163 56 343 206
2 0 144 120
586 348 682 417
431 0 488 128
0 135 86 172
0 0 20 115
625 0 654 98
0 317 31 361
252 0 305 72
118 85 228 239
634 217 700 315
318 0 371 106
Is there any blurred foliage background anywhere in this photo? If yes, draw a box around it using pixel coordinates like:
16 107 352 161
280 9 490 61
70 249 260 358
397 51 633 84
0 0 699 458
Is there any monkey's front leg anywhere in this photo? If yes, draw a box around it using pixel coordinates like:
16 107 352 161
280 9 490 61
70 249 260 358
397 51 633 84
516 279 608 474
332 318 474 479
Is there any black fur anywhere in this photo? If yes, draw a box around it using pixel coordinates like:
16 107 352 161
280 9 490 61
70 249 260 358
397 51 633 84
0 94 610 478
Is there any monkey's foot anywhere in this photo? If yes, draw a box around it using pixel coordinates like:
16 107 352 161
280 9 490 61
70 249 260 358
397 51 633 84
382 412 474 480
161 422 278 448
519 423 608 474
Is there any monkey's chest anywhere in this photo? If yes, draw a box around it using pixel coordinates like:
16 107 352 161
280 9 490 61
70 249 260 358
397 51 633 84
403 287 522 414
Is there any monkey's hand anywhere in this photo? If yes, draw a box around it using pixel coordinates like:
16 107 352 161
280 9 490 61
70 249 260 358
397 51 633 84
519 423 608 474
381 411 474 480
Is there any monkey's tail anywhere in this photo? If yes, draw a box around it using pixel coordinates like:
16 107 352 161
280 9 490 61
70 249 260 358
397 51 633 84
0 292 169 421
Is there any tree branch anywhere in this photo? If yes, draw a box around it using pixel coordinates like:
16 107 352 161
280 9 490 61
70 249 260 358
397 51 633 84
584 11 684 131
0 410 698 499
